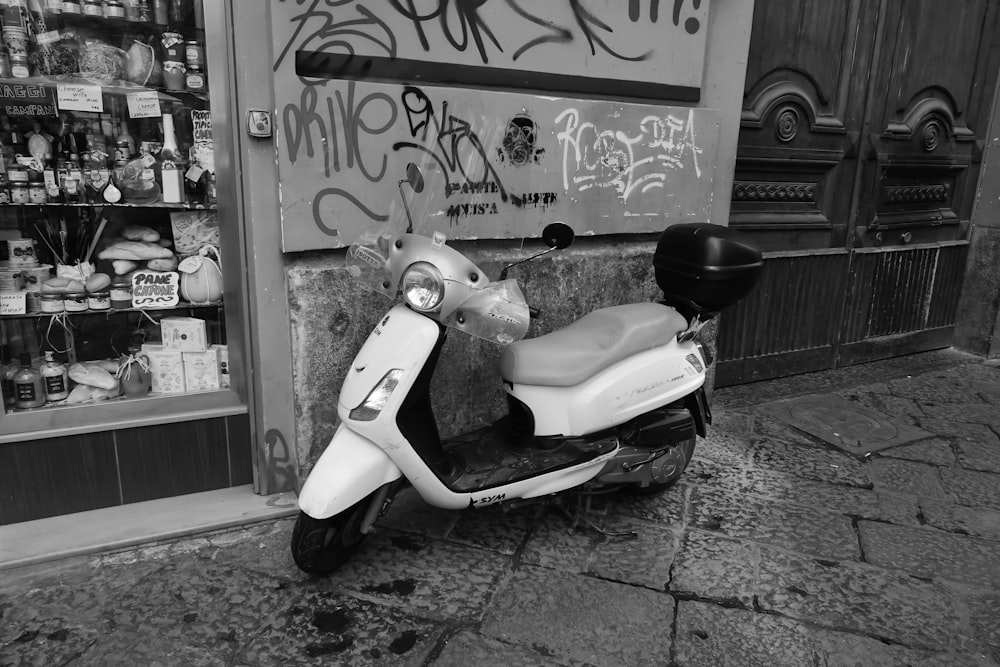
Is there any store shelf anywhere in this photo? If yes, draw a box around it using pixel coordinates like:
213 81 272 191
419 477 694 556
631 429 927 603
0 301 222 319
0 386 247 444
1 202 217 210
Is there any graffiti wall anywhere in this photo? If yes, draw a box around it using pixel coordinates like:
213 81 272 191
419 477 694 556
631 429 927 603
272 0 720 251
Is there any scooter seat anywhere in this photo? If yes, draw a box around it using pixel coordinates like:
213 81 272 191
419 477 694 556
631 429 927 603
500 302 689 387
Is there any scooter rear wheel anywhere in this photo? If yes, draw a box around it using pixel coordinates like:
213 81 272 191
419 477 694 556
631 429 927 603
290 494 372 575
629 436 696 496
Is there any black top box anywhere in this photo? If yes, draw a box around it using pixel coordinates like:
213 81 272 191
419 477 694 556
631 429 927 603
653 223 763 314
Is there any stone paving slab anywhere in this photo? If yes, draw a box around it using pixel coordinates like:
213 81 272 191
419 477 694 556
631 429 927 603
940 467 1000 510
674 599 953 667
858 521 1000 585
329 532 509 622
609 483 689 526
688 486 862 561
756 548 970 651
519 511 600 574
670 530 758 608
759 394 934 455
967 591 1000 664
481 565 674 666
585 516 678 590
956 433 1000 474
749 439 870 487
445 504 541 556
867 458 949 498
741 468 920 525
880 439 957 466
916 402 1000 429
237 589 444 666
919 498 1000 540
432 630 578 666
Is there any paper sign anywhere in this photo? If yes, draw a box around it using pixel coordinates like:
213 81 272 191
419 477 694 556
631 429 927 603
127 91 161 118
132 271 180 309
0 292 26 315
0 82 57 116
57 84 104 113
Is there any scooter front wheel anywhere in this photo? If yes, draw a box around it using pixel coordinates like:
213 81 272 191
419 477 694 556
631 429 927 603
290 495 372 575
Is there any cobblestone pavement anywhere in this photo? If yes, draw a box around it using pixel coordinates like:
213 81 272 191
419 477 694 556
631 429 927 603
2 352 999 666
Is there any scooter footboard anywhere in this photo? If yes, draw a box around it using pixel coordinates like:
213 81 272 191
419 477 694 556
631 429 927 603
298 424 402 519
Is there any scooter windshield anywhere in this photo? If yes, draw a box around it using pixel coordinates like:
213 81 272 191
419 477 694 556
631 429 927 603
345 233 531 345
442 279 530 345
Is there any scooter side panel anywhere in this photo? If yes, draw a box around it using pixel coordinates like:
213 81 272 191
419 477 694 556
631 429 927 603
298 424 402 519
328 303 619 510
338 303 442 419
509 341 706 437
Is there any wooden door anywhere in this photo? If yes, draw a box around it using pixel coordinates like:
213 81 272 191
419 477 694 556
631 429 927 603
717 0 1000 385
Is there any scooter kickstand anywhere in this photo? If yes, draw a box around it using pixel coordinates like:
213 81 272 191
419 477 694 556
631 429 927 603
553 495 638 540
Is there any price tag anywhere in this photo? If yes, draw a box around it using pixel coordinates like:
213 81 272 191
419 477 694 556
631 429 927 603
56 84 104 113
0 292 26 315
127 91 161 118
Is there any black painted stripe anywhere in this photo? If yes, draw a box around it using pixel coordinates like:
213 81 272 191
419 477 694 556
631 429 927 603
295 50 701 104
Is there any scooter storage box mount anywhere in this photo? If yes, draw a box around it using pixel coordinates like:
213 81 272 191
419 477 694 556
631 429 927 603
653 223 763 314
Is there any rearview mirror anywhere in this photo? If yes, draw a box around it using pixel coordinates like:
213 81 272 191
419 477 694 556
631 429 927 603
542 222 574 250
404 163 424 194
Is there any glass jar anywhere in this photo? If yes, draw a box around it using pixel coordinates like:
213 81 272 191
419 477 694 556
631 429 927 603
185 65 205 92
184 40 203 68
162 61 185 91
104 0 126 18
63 291 88 312
40 293 65 313
82 0 103 16
9 183 29 205
88 290 111 310
7 165 29 185
61 1 82 13
28 181 47 204
110 276 132 309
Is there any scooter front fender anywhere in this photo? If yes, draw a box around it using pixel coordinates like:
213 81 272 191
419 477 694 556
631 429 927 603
298 424 403 519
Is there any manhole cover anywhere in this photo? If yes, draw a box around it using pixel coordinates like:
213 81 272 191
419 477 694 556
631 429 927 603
759 395 932 456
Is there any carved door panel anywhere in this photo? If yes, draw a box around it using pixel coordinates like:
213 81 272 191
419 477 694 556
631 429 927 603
718 0 873 384
839 0 999 365
717 0 1000 385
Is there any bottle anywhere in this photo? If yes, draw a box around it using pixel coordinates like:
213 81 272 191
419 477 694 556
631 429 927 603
159 112 184 204
151 0 166 24
40 351 68 402
2 0 31 79
203 168 216 206
84 148 110 202
85 120 108 156
0 345 19 409
13 353 45 409
42 153 59 200
183 153 205 201
115 122 135 161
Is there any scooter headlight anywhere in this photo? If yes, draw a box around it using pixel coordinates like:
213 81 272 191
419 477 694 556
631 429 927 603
401 262 444 312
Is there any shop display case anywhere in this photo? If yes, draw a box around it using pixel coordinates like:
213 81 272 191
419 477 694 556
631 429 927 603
0 0 251 522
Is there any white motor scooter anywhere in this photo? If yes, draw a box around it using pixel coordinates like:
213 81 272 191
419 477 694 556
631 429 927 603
292 165 762 575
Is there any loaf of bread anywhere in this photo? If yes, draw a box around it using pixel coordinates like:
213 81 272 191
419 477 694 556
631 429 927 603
66 383 121 404
147 256 178 271
122 225 160 243
112 259 139 275
98 241 173 261
68 362 118 390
